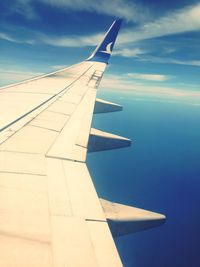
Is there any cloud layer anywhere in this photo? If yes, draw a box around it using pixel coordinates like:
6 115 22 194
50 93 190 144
0 68 43 86
40 0 149 23
101 74 200 100
127 73 171 82
39 32 102 47
2 2 200 50
118 3 200 43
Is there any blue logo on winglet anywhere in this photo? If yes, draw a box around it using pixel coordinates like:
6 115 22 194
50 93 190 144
87 19 122 64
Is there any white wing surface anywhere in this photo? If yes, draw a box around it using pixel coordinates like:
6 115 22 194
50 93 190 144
0 20 165 267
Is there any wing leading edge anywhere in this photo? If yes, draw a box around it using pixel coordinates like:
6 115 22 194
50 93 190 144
0 20 165 267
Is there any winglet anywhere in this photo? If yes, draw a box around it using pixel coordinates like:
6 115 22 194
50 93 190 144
86 19 122 64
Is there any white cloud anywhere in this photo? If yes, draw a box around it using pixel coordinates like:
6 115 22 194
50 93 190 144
118 3 200 43
39 32 102 47
0 68 43 86
0 31 34 44
2 0 200 73
7 1 200 45
140 56 200 67
114 48 146 57
39 0 149 23
8 0 37 19
127 73 171 81
163 47 177 54
3 2 200 50
0 32 19 43
51 65 69 70
100 74 200 100
169 59 200 67
32 2 200 59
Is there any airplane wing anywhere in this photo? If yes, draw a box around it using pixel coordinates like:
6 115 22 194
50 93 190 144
0 20 165 267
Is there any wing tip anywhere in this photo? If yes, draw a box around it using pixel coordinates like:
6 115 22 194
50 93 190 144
86 19 122 64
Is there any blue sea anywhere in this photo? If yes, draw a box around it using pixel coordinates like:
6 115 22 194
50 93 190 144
87 90 200 267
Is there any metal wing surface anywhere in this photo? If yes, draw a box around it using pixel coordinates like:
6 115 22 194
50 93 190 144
0 19 165 267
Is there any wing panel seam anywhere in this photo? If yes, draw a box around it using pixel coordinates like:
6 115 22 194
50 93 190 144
0 63 94 133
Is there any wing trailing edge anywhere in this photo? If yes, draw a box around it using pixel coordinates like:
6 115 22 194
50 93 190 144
93 94 166 237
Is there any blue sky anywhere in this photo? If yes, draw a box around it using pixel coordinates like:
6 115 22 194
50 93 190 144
0 0 200 102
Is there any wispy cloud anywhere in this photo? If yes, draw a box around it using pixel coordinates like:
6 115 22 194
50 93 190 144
0 32 19 43
163 47 177 54
0 68 43 86
127 73 171 82
2 0 200 74
2 2 200 48
139 56 200 67
51 65 69 70
7 0 37 19
36 1 200 43
165 59 200 67
9 0 149 22
5 1 200 44
118 3 200 43
0 31 35 44
114 48 146 58
101 74 200 100
39 32 102 47
40 0 150 23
